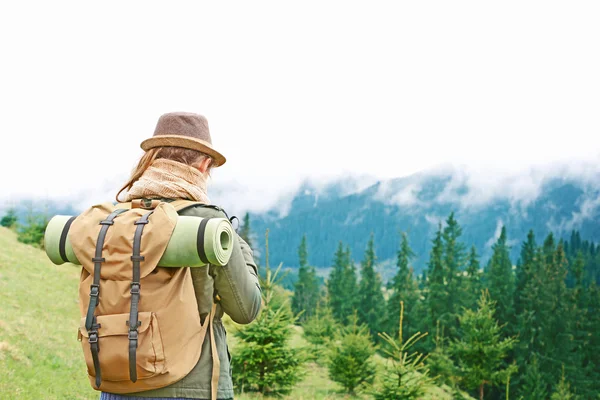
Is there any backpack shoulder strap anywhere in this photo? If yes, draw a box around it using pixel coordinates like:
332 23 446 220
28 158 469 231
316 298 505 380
170 200 230 219
168 199 203 212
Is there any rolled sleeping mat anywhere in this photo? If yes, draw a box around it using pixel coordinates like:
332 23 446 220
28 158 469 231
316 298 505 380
45 215 234 267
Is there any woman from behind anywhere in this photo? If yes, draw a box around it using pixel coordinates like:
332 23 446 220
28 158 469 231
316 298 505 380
100 112 262 400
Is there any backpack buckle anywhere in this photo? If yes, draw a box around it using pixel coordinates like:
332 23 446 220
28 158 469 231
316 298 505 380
88 331 99 344
128 330 139 341
130 283 141 295
89 284 99 298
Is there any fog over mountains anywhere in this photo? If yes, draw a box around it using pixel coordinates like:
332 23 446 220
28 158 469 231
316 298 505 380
3 162 599 281
213 163 600 280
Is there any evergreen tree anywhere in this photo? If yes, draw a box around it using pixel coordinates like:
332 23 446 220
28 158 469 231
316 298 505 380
357 234 385 338
232 232 304 395
485 226 515 329
515 230 537 316
327 242 345 322
327 314 376 394
292 235 319 322
463 245 482 311
585 282 600 393
450 290 517 400
569 251 596 397
550 366 575 400
302 306 339 363
387 232 419 341
443 212 466 321
537 241 576 388
340 245 359 323
426 224 449 339
374 301 433 400
521 355 548 400
0 208 17 228
239 212 253 248
426 320 457 389
514 247 548 398
327 242 357 324
17 212 48 248
543 233 556 267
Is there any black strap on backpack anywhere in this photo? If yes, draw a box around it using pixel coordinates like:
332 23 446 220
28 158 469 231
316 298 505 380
59 216 77 263
128 211 153 382
174 201 230 219
85 208 127 388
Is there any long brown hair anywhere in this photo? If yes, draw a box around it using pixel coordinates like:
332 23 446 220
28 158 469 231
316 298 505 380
116 147 213 202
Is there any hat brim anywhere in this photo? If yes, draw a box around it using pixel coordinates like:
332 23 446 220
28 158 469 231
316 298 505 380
140 135 226 167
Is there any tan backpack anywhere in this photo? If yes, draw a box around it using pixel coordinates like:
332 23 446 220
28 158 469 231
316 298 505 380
70 199 220 399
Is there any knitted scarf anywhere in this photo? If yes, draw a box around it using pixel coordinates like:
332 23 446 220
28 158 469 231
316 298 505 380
125 158 210 204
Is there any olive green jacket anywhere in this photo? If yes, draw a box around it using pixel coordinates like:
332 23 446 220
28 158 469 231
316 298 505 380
126 204 262 399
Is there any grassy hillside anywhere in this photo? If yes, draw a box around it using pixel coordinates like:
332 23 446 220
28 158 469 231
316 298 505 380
0 227 466 400
0 227 96 399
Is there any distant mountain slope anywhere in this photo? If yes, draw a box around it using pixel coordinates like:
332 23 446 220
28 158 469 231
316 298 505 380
3 167 598 281
247 171 600 278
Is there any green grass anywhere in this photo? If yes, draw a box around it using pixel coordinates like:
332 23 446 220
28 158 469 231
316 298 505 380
0 227 97 399
0 227 470 399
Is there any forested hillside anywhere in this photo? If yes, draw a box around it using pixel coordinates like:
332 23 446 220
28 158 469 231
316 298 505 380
244 172 600 276
270 211 600 399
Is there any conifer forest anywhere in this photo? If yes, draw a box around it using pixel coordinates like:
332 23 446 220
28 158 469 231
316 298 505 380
237 211 600 399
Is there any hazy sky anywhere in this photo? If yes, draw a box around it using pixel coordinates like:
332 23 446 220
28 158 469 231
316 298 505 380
1 1 599 207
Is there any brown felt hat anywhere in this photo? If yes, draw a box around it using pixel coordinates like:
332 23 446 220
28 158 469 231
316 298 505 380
140 112 226 167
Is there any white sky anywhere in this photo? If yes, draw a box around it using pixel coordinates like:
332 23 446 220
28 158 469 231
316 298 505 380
1 1 599 208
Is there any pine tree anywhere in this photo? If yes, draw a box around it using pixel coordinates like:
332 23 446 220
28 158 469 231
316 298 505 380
17 211 48 248
327 242 357 324
340 245 358 323
232 231 304 395
537 241 575 388
550 366 575 400
463 245 482 311
302 306 339 363
443 212 466 323
0 208 17 228
357 234 386 339
569 251 595 397
239 212 253 248
514 246 548 398
543 233 556 267
327 242 345 321
387 232 419 341
521 354 548 400
515 230 537 317
327 314 376 394
298 234 308 267
450 290 517 400
585 282 600 393
485 226 515 329
292 235 319 322
426 224 448 337
426 320 458 389
374 301 433 400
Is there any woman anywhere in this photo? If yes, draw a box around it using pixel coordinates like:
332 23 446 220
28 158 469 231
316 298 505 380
101 112 262 400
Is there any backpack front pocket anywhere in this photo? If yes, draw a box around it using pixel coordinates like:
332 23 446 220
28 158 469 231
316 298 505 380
79 312 166 382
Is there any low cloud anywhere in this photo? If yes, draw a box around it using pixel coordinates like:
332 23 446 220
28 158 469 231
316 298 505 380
434 160 600 209
485 219 505 249
547 189 600 234
2 158 599 225
424 213 445 227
